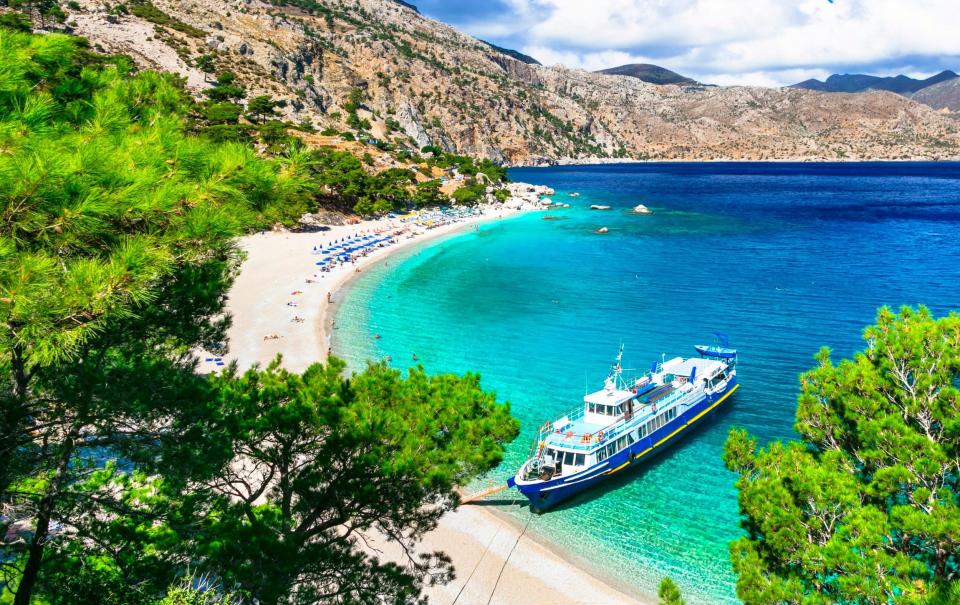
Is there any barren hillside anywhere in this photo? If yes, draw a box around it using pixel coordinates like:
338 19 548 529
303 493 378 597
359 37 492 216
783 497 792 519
65 0 960 164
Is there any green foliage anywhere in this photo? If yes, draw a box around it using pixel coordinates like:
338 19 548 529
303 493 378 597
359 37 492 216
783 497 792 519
451 179 486 206
420 148 507 184
127 0 206 38
414 179 445 207
202 101 242 123
0 11 32 32
246 94 279 123
204 72 245 103
0 27 315 604
158 580 236 605
201 357 519 604
658 577 685 605
194 53 216 76
343 87 372 131
8 0 64 26
346 111 371 131
308 148 417 214
725 306 960 605
343 87 364 114
255 119 295 152
0 26 521 605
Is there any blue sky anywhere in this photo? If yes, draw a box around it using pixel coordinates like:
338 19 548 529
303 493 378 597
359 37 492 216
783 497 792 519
411 0 960 87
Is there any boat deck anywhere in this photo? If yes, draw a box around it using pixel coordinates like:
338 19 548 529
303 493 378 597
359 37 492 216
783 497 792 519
548 417 607 445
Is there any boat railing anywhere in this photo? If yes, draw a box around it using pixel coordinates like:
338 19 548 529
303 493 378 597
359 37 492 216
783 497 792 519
542 385 693 451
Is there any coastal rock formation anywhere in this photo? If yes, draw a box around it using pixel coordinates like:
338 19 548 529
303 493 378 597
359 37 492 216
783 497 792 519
63 0 960 164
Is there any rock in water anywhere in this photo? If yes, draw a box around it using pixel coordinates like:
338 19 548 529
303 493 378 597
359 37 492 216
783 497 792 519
632 204 653 214
590 204 611 210
595 227 609 234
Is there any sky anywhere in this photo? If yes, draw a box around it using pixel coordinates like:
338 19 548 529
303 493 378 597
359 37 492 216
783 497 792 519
410 0 960 87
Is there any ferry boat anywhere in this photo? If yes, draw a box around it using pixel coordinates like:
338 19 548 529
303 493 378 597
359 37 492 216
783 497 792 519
508 343 738 511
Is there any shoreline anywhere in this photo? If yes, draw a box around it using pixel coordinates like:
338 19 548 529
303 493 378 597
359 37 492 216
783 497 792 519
217 205 529 375
217 201 650 605
512 157 960 168
321 207 532 368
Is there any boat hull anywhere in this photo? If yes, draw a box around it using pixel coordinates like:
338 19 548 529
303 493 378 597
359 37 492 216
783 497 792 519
511 378 739 512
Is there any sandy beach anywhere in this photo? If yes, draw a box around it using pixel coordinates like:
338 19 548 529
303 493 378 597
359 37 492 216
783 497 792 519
217 203 649 605
217 206 528 374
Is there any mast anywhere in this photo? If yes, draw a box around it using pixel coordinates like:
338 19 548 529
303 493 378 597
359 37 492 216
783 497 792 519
605 344 625 391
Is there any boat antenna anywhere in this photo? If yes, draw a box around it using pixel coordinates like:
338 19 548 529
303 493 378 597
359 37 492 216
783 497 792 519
606 344 625 391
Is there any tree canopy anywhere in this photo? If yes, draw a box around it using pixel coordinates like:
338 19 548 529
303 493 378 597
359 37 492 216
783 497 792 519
658 577 685 605
724 306 960 605
0 25 519 605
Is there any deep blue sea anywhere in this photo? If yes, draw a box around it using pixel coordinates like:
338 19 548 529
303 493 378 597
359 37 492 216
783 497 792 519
333 163 960 603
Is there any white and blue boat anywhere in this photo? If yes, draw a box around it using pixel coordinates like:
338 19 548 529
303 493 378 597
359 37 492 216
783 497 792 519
508 343 739 511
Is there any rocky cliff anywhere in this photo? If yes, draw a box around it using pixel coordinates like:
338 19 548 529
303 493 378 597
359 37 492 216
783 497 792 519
65 0 960 164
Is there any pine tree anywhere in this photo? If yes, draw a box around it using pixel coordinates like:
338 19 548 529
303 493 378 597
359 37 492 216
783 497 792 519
0 27 312 603
725 306 960 604
658 577 685 605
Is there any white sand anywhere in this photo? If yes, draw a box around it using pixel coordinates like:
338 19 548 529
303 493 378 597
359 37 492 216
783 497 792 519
217 206 650 605
217 207 529 374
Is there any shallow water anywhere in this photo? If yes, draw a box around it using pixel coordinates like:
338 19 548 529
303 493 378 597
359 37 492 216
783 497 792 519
333 162 960 603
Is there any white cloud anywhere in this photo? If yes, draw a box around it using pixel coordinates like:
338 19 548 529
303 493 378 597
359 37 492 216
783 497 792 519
459 0 960 86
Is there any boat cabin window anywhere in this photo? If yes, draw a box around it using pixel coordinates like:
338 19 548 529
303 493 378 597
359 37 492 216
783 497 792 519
563 451 574 466
589 403 621 416
575 453 585 466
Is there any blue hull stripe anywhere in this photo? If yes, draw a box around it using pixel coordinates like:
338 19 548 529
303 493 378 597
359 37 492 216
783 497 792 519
541 463 611 491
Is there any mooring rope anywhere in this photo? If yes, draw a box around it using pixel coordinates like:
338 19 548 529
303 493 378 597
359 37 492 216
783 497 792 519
485 510 534 605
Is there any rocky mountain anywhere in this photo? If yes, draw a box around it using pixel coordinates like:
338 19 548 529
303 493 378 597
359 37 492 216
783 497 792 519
596 63 699 86
793 70 959 95
63 0 960 164
910 78 960 112
480 41 541 66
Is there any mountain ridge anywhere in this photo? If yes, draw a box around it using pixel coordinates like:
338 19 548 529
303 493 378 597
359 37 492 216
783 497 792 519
480 40 541 66
63 0 960 164
792 70 959 95
910 77 960 112
596 63 699 86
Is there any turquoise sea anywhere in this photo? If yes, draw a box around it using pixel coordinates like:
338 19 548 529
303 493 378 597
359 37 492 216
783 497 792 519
332 162 960 603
